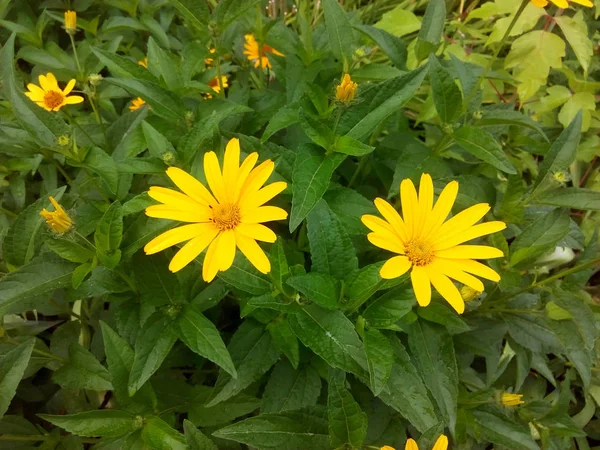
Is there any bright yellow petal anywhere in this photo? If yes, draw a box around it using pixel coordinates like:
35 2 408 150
431 203 491 244
240 181 287 213
373 198 408 242
427 268 465 314
145 205 210 223
25 91 44 102
530 0 548 6
242 206 287 223
39 73 57 91
423 180 458 239
166 167 217 206
549 0 569 6
214 229 236 271
434 221 506 251
368 233 404 254
432 435 449 450
239 160 275 203
64 95 84 104
435 245 504 259
436 259 485 292
204 151 227 204
411 266 431 307
26 83 45 97
222 138 240 201
405 439 419 450
148 186 208 213
417 173 433 232
568 0 593 6
361 214 397 236
451 259 500 282
234 152 259 201
380 256 411 279
400 178 419 238
63 79 76 95
169 226 219 272
236 223 277 242
235 230 271 274
144 223 211 255
202 237 221 282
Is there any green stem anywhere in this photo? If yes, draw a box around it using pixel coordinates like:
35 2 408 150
68 34 83 77
433 133 452 156
0 206 18 218
331 108 342 136
4 337 66 363
88 91 108 146
348 155 368 189
41 149 73 184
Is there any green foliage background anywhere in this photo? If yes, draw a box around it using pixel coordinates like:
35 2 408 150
0 0 600 449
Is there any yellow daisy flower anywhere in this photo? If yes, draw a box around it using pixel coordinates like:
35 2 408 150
138 57 148 68
243 34 284 69
502 392 524 406
382 435 449 450
25 73 84 112
129 97 146 111
336 74 358 103
531 0 591 7
40 196 72 233
144 138 288 282
64 10 77 33
361 174 506 314
205 75 229 98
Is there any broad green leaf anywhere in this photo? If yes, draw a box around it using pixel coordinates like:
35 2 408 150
132 253 178 307
497 175 526 223
117 158 165 175
141 416 187 450
39 410 140 438
553 290 597 350
189 392 261 428
345 263 404 311
171 0 209 30
213 407 330 450
453 127 516 174
53 343 113 391
362 288 415 328
94 201 123 269
322 0 355 66
289 144 345 232
3 186 66 267
299 109 334 150
534 188 600 211
212 0 261 29
184 419 218 450
558 92 594 132
269 240 293 297
267 318 300 369
262 361 321 413
218 255 272 295
548 320 591 388
91 47 157 82
407 321 458 430
79 147 119 195
364 328 394 396
415 0 446 61
335 135 375 156
354 24 407 69
471 408 538 450
417 303 470 334
475 109 547 140
509 209 570 267
503 314 562 354
0 339 34 419
306 200 358 281
287 273 341 310
262 105 300 142
555 12 592 74
324 187 377 236
375 6 420 37
128 313 178 395
428 54 462 123
288 304 367 377
147 37 183 90
176 305 237 378
108 108 148 160
327 371 367 448
45 238 95 263
141 121 175 160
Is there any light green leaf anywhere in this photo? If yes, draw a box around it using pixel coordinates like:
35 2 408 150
53 343 113 391
354 25 407 69
415 0 446 61
364 328 394 396
334 135 375 156
474 108 547 140
322 0 355 66
147 37 183 90
141 416 187 450
39 410 140 438
287 273 341 310
45 238 95 263
558 92 595 132
374 6 420 37
453 126 516 174
327 371 367 448
94 201 123 269
0 339 34 419
262 361 321 413
555 12 592 74
428 54 462 123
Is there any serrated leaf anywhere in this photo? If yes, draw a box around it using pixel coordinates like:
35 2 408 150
184 419 218 450
503 314 562 354
53 343 113 391
364 328 393 396
453 127 516 174
428 54 462 123
327 371 367 448
141 416 187 450
299 109 334 150
45 238 95 263
39 410 139 438
287 273 340 310
171 0 209 30
147 37 183 91
471 407 538 450
189 392 261 428
218 255 272 295
262 361 321 413
267 318 300 369
94 201 123 269
322 0 355 66
534 188 600 211
555 13 592 74
212 0 261 29
0 339 34 419
362 288 415 328
415 0 445 61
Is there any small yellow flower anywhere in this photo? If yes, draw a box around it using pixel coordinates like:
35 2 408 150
460 285 481 302
64 10 77 34
129 97 146 111
138 57 148 68
502 392 524 407
382 435 449 450
40 197 72 233
243 34 284 69
336 74 358 103
531 0 591 7
144 138 288 281
57 135 70 147
205 76 229 99
362 174 506 314
25 73 84 112
205 47 216 65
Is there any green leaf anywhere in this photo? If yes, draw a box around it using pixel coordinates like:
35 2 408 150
364 328 394 396
39 410 140 438
184 419 218 450
262 361 321 413
128 313 178 395
306 200 358 281
90 47 157 82
132 253 178 306
288 304 367 377
354 25 407 69
322 0 355 66
189 392 261 427
0 339 34 419
415 0 446 61
503 314 562 354
555 12 592 74
324 187 377 235
262 105 301 142
334 135 375 156
475 109 547 140
531 111 582 196
362 288 415 328
471 407 538 450
534 188 600 211
117 157 165 174
3 186 66 267
453 127 516 174
218 255 272 295
407 321 458 430
289 144 345 232
417 303 470 334
45 238 95 263
141 121 175 160
267 318 300 369
213 407 330 450
509 209 570 267
269 240 293 297
327 371 367 448
176 305 237 378
553 290 597 350
374 6 421 37
141 416 187 450
345 263 399 312
287 273 341 310
53 343 113 391
212 0 261 29
299 109 334 150
171 0 210 30
147 37 183 91
80 147 119 195
548 320 591 388
428 54 462 123
94 201 123 269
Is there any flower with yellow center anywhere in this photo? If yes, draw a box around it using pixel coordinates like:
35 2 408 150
243 34 284 69
64 10 77 34
144 138 288 281
25 73 84 112
336 74 358 103
138 57 148 68
381 435 449 450
205 76 229 98
361 174 506 314
40 196 72 233
129 97 146 111
205 47 216 65
531 0 591 7
502 392 524 407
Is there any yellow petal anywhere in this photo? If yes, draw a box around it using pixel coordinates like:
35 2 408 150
549 0 569 6
368 233 405 254
215 229 235 271
235 230 271 273
169 226 219 272
530 0 548 6
568 0 593 6
148 186 207 212
202 237 221 282
427 268 465 314
25 91 44 102
434 221 506 251
144 223 211 255
204 151 227 204
234 152 259 201
39 73 57 91
417 173 434 232
423 180 458 239
432 435 449 450
63 79 76 95
373 198 408 242
451 259 500 282
236 223 277 242
361 214 397 236
432 203 491 243
27 83 45 97
405 439 419 450
223 138 240 201
380 256 411 279
166 167 216 206
240 181 287 213
239 160 275 203
411 266 431 307
400 178 419 238
64 95 84 104
242 206 287 223
435 245 504 259
436 260 485 292
145 205 210 223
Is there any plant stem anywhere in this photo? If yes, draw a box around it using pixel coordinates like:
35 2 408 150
88 92 108 146
348 155 368 188
0 206 18 218
63 110 99 147
41 149 73 184
68 34 83 77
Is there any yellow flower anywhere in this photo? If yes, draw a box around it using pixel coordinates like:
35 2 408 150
460 285 481 302
25 73 84 112
144 138 288 281
336 74 358 103
531 0 591 7
361 174 506 314
57 135 70 147
502 392 524 407
243 34 284 69
205 47 216 65
138 57 148 68
64 10 77 33
40 196 72 233
129 97 146 111
205 75 229 98
382 435 449 450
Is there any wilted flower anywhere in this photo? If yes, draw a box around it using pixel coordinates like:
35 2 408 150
25 73 83 111
40 197 72 233
336 74 358 103
243 34 284 69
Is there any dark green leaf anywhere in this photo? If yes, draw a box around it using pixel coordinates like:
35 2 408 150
354 25 407 69
327 371 367 448
363 288 415 328
267 318 300 369
94 201 123 269
53 343 113 391
287 273 341 310
189 392 261 428
335 135 375 156
218 255 272 295
91 47 157 82
184 419 218 450
475 109 548 139
453 127 517 174
503 314 562 353
262 361 321 413
364 328 394 396
417 303 470 334
39 410 140 438
471 408 538 450
415 0 446 61
299 109 334 150
0 339 34 419
141 416 187 450
534 188 600 211
428 54 462 123
212 0 261 29
45 238 94 263
322 0 355 65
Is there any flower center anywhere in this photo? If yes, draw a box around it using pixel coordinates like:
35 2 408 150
405 238 434 267
44 90 64 109
211 203 240 231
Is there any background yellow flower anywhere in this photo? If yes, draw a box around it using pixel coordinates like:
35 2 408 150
25 73 83 111
129 97 146 111
243 34 284 69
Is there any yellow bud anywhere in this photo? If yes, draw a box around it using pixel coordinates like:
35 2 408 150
64 10 77 34
40 196 73 234
336 74 358 103
57 135 70 147
501 392 524 407
88 73 103 86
